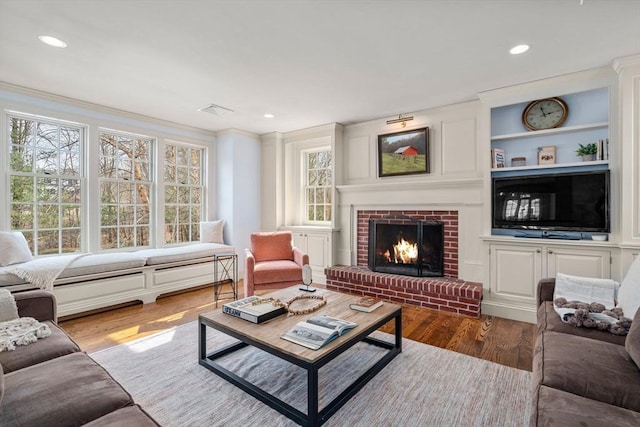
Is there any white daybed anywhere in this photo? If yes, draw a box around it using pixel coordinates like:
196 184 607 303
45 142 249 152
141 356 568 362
0 243 235 317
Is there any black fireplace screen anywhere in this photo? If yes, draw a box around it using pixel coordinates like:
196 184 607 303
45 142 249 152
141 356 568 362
368 217 444 277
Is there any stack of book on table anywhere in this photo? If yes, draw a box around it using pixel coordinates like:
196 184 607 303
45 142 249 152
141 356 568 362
222 296 286 323
349 296 384 313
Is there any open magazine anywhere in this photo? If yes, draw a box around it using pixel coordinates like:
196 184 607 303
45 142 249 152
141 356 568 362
281 315 358 350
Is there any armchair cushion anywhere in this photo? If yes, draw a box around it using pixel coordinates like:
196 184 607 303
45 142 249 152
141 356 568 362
253 260 304 285
250 231 294 262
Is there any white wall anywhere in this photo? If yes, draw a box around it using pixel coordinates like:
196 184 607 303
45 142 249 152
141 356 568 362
336 100 485 283
216 129 262 278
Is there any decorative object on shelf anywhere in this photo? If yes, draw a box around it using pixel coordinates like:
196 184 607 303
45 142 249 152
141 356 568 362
522 97 568 131
386 113 414 128
596 138 609 160
272 294 328 316
511 157 526 167
576 142 597 161
537 146 557 165
491 148 505 168
377 127 429 177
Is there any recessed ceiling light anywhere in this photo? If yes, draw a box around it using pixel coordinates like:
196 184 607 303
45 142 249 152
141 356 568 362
510 44 530 55
264 113 275 118
38 35 67 48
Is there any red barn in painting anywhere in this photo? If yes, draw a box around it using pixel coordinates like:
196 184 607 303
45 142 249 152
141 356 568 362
394 146 419 156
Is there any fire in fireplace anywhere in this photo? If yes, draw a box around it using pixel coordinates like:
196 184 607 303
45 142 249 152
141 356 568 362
368 216 444 277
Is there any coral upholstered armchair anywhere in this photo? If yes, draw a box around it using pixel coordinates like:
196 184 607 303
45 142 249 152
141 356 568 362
244 231 309 297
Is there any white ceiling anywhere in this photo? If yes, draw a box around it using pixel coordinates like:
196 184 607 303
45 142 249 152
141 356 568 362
1 0 639 135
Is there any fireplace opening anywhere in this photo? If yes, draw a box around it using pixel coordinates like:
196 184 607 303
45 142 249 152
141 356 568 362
368 216 444 277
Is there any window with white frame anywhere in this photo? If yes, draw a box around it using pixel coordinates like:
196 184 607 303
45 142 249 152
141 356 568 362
99 131 152 249
164 143 204 244
304 149 332 223
7 114 84 255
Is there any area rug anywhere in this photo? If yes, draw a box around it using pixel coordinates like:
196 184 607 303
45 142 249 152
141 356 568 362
91 321 531 426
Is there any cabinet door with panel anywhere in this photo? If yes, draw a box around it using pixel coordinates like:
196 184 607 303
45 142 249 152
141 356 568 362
546 246 611 279
292 231 332 284
490 243 612 306
489 244 543 304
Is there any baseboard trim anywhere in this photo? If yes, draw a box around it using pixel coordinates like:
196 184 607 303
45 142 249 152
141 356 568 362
481 300 537 324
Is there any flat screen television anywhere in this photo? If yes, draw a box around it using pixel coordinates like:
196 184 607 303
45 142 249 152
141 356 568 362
492 170 609 232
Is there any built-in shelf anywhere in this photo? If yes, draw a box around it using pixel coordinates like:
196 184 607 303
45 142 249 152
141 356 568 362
491 159 609 173
491 122 608 142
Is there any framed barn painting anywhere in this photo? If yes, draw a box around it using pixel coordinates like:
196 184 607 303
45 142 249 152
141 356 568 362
377 127 429 177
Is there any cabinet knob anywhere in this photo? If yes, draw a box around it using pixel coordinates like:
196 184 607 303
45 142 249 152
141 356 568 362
536 249 541 253
548 250 554 254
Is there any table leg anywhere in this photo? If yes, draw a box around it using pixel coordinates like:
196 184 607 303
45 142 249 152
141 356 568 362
307 366 320 427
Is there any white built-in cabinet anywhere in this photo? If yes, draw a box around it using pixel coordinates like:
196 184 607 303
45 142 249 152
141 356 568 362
479 66 621 322
488 241 611 305
281 227 334 285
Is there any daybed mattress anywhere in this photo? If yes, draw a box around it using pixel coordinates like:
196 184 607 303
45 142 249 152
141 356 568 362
136 243 235 265
0 243 235 287
0 252 148 287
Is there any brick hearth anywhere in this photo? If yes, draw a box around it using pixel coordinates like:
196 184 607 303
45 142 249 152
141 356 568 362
329 209 482 318
325 266 482 318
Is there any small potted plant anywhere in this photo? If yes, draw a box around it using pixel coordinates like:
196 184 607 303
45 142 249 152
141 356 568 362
576 143 597 161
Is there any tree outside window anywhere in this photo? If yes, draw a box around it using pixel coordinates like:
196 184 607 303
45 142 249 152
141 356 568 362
164 144 203 244
8 115 83 255
304 150 332 223
99 132 152 249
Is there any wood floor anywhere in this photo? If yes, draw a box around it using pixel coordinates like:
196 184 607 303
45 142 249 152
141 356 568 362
60 283 536 371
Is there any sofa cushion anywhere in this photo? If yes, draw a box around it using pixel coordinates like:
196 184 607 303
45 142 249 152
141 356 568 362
253 260 302 285
58 253 147 279
0 321 80 373
537 301 626 345
533 330 640 412
137 243 235 266
200 220 225 244
1 352 134 426
532 385 640 427
0 232 32 267
83 405 159 427
250 231 294 262
625 306 640 368
0 362 4 406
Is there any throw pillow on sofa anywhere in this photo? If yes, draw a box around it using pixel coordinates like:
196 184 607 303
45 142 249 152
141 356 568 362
553 273 618 315
0 231 32 267
625 308 640 368
618 256 640 320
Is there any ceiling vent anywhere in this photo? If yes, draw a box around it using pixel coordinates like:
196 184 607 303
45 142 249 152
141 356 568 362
197 104 234 116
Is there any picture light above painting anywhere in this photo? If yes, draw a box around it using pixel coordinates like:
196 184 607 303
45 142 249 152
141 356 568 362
377 127 429 177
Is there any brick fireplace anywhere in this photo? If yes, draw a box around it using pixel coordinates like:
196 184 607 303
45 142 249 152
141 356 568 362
325 209 483 317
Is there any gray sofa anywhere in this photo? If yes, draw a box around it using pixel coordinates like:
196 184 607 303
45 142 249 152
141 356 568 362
0 290 158 426
532 278 640 426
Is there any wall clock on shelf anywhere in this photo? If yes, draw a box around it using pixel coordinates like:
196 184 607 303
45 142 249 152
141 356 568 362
522 97 568 131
